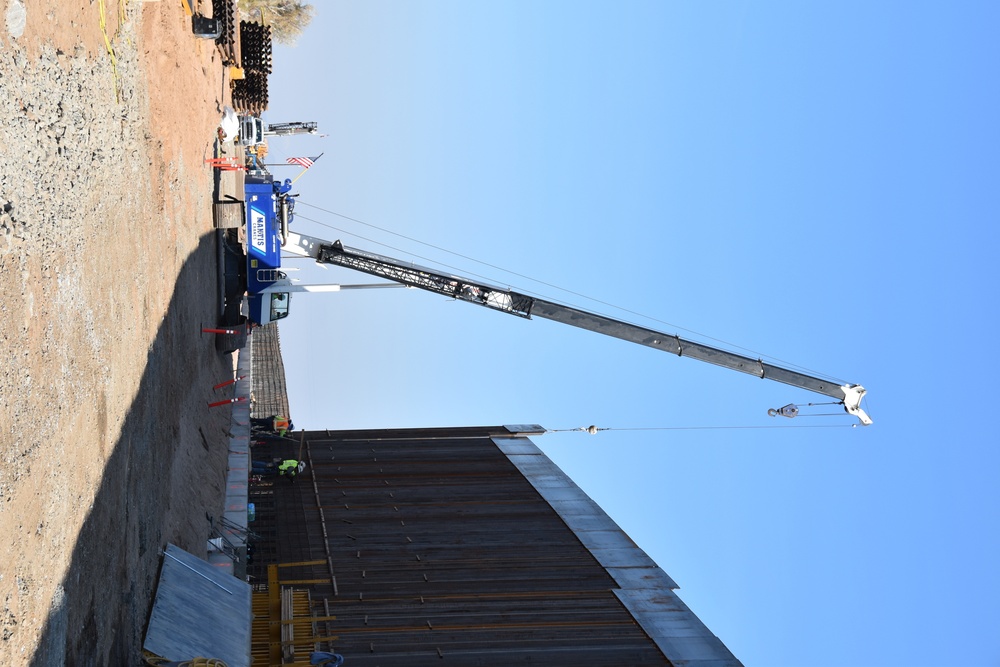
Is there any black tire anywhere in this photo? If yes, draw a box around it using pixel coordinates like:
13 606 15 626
216 315 248 354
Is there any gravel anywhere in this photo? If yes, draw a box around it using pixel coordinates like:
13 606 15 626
1 5 236 664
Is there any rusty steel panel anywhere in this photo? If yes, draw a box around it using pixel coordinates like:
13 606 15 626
248 428 675 665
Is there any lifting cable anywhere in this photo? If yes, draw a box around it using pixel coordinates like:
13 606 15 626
293 204 844 384
548 422 859 435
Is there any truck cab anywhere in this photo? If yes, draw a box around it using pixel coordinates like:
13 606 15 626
239 115 265 147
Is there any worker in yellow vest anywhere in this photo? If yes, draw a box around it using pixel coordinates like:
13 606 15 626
251 459 305 481
278 459 305 481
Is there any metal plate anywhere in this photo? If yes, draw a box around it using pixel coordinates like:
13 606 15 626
143 544 252 666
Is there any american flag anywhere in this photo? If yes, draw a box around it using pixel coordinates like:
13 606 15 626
286 154 323 169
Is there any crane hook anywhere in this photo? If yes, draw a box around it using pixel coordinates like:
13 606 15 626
767 403 800 419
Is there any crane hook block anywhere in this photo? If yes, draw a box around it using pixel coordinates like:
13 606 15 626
768 404 800 419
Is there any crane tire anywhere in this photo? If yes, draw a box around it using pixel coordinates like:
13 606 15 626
216 316 248 354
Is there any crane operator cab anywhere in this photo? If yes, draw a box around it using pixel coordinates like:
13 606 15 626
270 292 290 321
247 283 292 326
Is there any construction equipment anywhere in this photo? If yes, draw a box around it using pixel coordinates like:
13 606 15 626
238 115 265 147
225 222 871 424
216 173 292 353
217 174 402 353
264 121 319 137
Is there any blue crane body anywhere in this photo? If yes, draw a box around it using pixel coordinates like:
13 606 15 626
217 173 294 351
244 176 288 325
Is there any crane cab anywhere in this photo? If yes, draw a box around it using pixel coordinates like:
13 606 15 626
249 284 292 326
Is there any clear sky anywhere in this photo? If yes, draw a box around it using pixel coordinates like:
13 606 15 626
263 3 999 665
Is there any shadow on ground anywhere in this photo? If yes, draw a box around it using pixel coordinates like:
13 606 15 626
31 232 239 666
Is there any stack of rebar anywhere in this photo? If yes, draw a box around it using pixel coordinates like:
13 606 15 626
231 21 273 114
212 0 238 64
239 21 273 73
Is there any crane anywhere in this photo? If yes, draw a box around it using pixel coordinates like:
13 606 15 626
279 232 872 426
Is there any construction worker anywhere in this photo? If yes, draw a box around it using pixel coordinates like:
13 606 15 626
251 459 278 476
250 415 291 437
278 459 305 481
272 415 290 437
251 459 305 481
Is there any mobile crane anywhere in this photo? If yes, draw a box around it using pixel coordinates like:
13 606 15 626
252 231 872 426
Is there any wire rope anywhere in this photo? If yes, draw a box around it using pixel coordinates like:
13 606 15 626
548 423 858 434
293 204 847 385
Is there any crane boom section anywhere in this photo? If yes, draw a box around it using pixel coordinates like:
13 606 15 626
312 240 536 317
529 300 847 401
289 234 870 423
310 239 848 399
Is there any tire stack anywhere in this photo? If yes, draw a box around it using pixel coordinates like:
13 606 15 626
231 21 273 114
212 0 238 64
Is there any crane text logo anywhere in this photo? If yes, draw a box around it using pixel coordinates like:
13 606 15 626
250 207 267 256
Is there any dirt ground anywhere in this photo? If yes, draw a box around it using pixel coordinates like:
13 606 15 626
0 1 238 664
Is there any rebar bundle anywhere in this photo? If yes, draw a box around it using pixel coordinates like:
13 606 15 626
231 21 273 114
212 0 238 64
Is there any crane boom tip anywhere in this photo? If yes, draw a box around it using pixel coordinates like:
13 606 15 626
841 384 872 425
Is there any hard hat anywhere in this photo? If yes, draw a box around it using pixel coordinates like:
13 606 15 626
297 462 306 473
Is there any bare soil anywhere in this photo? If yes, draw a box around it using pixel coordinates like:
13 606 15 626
0 1 237 664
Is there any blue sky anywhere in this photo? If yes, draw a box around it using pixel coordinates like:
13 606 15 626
263 3 999 665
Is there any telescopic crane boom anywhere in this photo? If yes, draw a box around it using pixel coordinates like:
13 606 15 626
283 232 872 425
